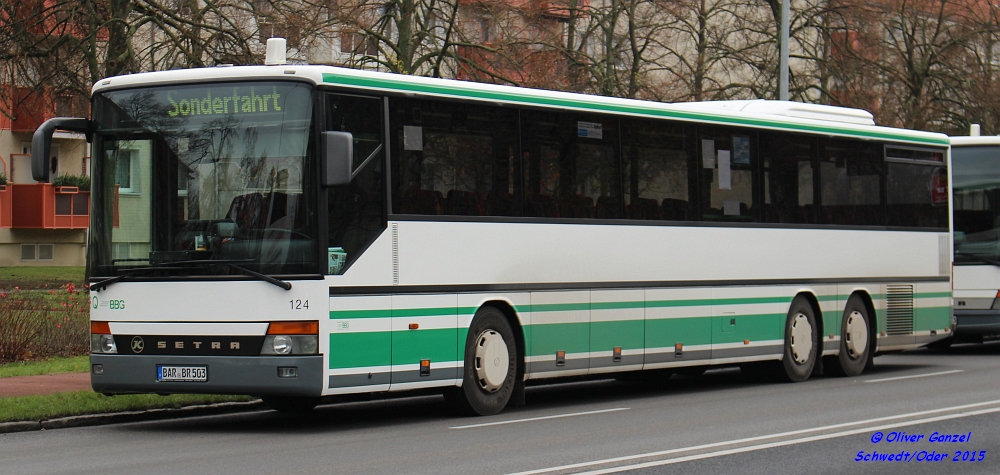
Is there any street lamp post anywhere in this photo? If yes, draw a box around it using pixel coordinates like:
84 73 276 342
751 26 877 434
779 0 790 100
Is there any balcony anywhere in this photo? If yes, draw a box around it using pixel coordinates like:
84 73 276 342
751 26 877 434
9 184 89 229
0 186 11 227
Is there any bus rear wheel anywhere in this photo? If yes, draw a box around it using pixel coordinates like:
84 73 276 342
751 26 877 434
454 306 517 416
780 297 818 382
827 296 871 377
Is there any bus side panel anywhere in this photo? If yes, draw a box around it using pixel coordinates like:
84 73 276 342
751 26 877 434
589 289 644 375
914 281 953 346
390 294 459 391
326 295 392 396
526 291 590 378
643 288 713 370
710 286 789 363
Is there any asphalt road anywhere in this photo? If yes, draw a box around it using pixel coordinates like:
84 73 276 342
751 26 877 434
3 343 1000 475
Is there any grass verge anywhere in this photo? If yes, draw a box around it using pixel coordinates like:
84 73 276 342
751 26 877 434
0 356 90 378
0 392 253 423
0 267 86 290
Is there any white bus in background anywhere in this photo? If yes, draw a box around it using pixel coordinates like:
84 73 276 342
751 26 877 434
32 40 953 415
947 129 1000 347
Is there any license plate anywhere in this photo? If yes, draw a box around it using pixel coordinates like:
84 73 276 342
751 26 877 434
157 365 207 382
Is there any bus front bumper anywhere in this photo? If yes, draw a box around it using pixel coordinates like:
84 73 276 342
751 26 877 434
953 309 1000 340
90 354 323 397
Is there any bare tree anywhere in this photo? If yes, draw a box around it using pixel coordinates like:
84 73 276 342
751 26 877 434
821 0 969 130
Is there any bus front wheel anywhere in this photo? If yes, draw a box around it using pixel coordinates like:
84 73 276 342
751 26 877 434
781 297 819 382
455 306 517 416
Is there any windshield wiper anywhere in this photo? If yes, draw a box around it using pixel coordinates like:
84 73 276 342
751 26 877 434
164 259 291 290
955 251 1000 268
92 259 292 291
91 265 186 291
209 261 292 290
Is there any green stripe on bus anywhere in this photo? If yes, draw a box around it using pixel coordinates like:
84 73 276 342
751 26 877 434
321 73 949 145
520 302 593 313
591 301 647 311
714 313 786 343
329 309 391 319
391 328 460 365
914 306 952 331
591 319 645 350
528 322 591 355
329 331 391 369
915 292 952 299
645 317 713 347
330 307 477 319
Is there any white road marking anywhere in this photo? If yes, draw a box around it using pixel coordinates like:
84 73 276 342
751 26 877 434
572 406 1000 474
450 407 630 430
508 398 1000 475
863 369 964 383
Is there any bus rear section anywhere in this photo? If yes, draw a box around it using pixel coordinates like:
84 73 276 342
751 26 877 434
950 135 1000 345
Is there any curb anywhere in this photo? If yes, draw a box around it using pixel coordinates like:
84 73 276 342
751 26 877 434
0 400 267 434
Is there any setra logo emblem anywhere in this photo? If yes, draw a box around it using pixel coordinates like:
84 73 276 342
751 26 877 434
131 336 144 353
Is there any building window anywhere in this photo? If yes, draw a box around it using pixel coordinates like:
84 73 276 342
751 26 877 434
116 149 138 193
20 244 35 261
38 244 54 261
340 31 377 55
113 243 131 260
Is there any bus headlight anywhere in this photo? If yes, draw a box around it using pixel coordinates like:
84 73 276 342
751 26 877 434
260 335 318 355
260 321 319 355
91 322 117 354
273 335 293 355
91 334 117 354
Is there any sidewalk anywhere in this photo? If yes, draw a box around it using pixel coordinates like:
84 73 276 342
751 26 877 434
0 373 92 398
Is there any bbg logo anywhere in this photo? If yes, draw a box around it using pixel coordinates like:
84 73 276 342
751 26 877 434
92 296 98 309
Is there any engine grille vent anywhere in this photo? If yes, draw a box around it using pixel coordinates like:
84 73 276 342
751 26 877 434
886 284 914 335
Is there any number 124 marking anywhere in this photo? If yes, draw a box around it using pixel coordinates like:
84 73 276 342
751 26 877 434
290 299 309 310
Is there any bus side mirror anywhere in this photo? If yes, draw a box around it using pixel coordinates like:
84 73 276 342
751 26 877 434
323 131 353 187
32 117 91 182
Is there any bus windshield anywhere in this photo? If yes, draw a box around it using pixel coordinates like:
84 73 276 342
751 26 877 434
89 81 319 278
953 145 1000 264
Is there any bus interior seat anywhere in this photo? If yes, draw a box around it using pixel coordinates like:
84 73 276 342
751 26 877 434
595 196 620 219
627 197 661 220
559 195 594 219
525 193 559 218
486 191 518 216
445 190 485 216
661 198 689 221
397 188 443 215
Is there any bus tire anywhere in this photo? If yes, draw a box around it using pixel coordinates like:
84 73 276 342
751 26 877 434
455 306 517 416
780 297 819 382
262 396 320 413
827 296 871 377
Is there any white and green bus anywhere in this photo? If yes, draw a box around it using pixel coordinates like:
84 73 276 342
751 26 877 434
33 45 953 415
949 132 1000 346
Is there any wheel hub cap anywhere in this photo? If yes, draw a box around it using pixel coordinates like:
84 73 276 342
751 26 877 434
790 313 813 364
474 330 509 392
845 311 868 357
